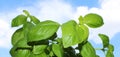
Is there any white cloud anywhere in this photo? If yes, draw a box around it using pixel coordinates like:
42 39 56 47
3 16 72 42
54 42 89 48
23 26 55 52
0 19 12 48
1 0 120 48
74 0 120 44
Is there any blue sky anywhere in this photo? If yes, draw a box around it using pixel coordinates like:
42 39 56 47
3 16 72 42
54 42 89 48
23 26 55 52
0 0 120 57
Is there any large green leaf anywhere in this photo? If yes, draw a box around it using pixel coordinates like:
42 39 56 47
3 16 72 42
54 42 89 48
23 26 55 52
27 20 60 43
29 15 40 24
15 49 30 57
84 13 104 28
80 42 97 57
98 34 109 48
12 28 24 46
11 14 27 27
33 45 47 54
61 20 88 48
52 44 63 57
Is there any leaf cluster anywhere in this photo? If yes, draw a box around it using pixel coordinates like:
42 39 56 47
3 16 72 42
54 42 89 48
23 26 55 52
10 10 114 57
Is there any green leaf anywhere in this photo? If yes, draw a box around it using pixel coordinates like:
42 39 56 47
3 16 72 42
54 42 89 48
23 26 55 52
12 28 24 46
52 44 63 57
84 13 104 28
23 22 35 39
61 20 88 48
11 14 27 27
77 25 89 42
15 49 30 57
15 38 31 49
29 15 40 24
27 20 60 43
98 34 109 48
80 42 97 57
33 45 47 54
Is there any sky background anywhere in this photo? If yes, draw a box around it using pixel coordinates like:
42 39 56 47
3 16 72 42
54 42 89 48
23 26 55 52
0 0 120 57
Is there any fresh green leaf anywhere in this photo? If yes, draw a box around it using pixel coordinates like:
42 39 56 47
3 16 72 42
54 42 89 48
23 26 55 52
61 20 88 48
84 13 104 28
15 49 30 57
12 28 24 46
33 45 47 54
27 20 60 43
77 25 89 42
11 14 27 27
52 44 63 57
29 15 40 24
15 38 31 49
80 42 97 57
23 22 35 39
98 34 109 48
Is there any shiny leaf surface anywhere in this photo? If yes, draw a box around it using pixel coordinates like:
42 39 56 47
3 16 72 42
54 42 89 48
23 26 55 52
84 13 104 28
27 20 60 43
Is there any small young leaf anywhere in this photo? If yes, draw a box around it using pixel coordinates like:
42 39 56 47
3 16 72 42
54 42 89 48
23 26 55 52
84 13 104 28
23 10 30 16
52 44 63 57
11 14 27 27
33 45 47 54
12 28 24 46
98 34 109 48
78 16 84 25
80 42 97 57
29 15 40 24
27 20 60 43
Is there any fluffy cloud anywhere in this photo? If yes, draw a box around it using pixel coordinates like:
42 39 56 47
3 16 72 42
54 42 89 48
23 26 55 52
74 0 120 43
0 0 120 48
